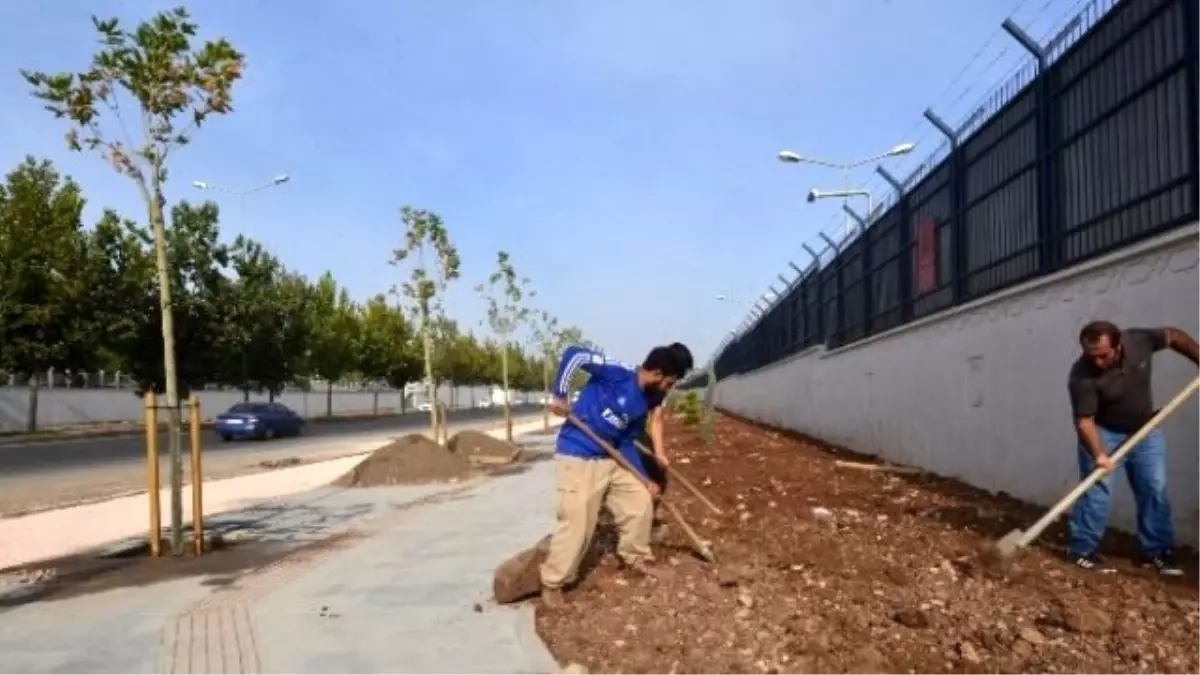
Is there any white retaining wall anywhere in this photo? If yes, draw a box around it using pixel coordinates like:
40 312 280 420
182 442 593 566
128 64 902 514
0 384 537 431
716 224 1200 546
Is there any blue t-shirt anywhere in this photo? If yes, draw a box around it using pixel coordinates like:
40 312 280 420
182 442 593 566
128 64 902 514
553 345 652 478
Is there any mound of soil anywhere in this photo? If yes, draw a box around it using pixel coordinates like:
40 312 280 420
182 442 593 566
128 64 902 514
536 414 1199 674
447 429 520 463
332 434 472 487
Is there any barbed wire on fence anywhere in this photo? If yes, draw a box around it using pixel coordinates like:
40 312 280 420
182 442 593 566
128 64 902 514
719 0 1121 356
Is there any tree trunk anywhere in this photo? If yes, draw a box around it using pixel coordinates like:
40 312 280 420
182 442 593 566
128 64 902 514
148 188 184 557
421 305 437 441
501 337 512 443
326 380 333 418
26 375 39 434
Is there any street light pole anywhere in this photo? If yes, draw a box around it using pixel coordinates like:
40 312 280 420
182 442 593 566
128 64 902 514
777 144 913 237
191 174 291 400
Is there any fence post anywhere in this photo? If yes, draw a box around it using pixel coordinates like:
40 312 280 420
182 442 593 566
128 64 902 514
877 165 913 324
923 108 966 305
1003 18 1060 276
188 393 204 556
145 392 161 558
843 204 871 336
817 233 841 346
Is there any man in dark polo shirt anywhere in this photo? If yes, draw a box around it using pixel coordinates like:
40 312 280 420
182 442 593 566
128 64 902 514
1067 321 1198 575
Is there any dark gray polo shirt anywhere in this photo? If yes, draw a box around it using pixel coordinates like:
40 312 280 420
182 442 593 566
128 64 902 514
1067 327 1168 433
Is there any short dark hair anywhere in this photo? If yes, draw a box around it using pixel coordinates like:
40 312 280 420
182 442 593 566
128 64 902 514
667 342 694 373
1080 320 1122 346
642 343 693 378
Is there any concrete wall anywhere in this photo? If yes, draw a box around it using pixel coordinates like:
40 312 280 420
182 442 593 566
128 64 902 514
716 224 1200 546
0 384 541 431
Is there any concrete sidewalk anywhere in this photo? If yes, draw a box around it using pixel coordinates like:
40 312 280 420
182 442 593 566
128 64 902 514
0 428 562 674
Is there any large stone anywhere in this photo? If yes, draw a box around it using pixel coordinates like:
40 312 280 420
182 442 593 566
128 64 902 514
493 535 552 604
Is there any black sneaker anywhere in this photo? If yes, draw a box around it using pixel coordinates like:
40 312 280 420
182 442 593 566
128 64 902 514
1145 553 1184 577
1070 552 1108 571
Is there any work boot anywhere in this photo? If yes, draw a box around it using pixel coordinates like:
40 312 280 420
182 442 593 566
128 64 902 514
540 585 566 609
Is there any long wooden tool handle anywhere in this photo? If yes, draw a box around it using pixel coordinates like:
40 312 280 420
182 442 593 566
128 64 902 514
566 413 714 558
662 500 714 560
633 439 723 516
1017 376 1199 549
566 414 653 489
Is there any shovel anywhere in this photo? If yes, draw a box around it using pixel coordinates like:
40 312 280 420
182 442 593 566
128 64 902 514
992 376 1199 561
633 439 724 515
566 413 717 562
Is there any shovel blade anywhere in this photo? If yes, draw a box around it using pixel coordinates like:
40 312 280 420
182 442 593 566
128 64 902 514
993 528 1025 559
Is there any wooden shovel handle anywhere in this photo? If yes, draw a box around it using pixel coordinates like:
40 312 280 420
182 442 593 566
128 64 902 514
565 413 714 559
633 439 723 516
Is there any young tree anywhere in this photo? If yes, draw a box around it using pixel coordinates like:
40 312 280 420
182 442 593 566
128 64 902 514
308 272 361 416
124 202 229 396
22 7 245 555
475 251 535 442
389 206 460 440
527 310 560 431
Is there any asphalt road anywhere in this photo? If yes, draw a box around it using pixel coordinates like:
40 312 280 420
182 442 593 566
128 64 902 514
0 404 538 477
0 404 546 516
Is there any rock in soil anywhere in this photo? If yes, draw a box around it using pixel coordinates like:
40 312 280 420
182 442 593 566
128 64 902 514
447 429 520 463
332 434 472 487
494 535 552 604
534 414 1200 674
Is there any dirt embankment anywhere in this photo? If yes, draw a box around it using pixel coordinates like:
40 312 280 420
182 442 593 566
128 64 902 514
535 414 1199 674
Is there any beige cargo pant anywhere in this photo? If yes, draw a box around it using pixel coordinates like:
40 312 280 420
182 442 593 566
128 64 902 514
540 454 654 589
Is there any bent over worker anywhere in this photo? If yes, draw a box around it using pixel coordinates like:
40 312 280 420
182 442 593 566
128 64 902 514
539 342 693 607
1067 321 1198 576
635 342 695 537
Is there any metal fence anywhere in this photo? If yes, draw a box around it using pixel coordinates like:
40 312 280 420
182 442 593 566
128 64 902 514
716 0 1199 379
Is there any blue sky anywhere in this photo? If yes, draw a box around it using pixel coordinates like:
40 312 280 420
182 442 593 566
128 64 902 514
0 0 1089 364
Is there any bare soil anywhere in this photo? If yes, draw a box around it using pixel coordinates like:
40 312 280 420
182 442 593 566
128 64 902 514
448 429 520 462
535 414 1199 674
332 434 472 487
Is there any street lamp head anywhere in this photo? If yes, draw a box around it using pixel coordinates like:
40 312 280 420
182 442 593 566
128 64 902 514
273 174 290 185
715 294 729 301
888 142 915 157
807 188 822 203
777 150 802 163
191 180 208 190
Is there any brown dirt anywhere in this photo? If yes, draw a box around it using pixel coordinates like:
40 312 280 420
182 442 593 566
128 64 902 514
332 434 473 487
535 414 1200 674
494 535 552 604
448 429 520 462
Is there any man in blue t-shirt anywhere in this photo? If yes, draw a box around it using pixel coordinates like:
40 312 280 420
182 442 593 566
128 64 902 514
539 342 693 607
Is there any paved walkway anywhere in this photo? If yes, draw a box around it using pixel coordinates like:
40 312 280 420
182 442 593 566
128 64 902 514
0 430 562 674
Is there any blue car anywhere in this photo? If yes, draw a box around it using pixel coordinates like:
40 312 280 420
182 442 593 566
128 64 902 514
215 402 306 441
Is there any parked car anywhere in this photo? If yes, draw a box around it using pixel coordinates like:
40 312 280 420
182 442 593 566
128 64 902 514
416 401 433 412
476 398 493 409
215 402 305 441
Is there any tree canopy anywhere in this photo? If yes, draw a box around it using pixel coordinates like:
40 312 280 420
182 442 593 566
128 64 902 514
0 156 584 395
